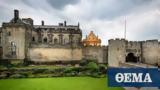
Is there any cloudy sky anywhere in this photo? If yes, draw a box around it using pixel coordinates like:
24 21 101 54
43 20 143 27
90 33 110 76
0 0 160 45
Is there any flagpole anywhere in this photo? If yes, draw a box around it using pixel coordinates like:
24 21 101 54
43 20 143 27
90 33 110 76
124 17 126 40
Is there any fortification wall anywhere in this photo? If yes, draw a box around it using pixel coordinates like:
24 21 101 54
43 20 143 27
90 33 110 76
108 39 160 67
28 48 82 62
82 46 107 63
142 40 160 65
126 41 141 56
108 39 126 67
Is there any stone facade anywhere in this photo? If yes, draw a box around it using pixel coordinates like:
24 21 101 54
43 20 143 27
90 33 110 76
108 38 160 67
0 10 107 64
1 10 32 60
0 10 159 65
82 46 107 63
0 10 159 66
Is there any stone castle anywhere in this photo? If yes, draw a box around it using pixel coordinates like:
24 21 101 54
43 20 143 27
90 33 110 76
0 10 159 66
0 10 107 64
108 39 160 67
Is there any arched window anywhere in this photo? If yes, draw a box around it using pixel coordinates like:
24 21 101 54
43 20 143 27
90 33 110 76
43 37 47 43
11 42 16 55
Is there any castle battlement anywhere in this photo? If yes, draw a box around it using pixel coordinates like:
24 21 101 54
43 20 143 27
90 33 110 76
108 39 160 67
109 39 160 45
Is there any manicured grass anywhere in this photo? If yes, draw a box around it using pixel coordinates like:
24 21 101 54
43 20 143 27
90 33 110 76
0 77 124 90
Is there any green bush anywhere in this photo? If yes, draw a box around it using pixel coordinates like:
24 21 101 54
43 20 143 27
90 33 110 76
0 74 7 79
20 72 29 77
63 68 79 76
91 72 100 78
64 68 72 73
98 64 106 74
0 65 7 69
43 69 55 74
0 63 107 78
80 59 97 66
32 68 47 74
54 68 65 73
79 60 88 66
86 62 98 70
10 74 26 78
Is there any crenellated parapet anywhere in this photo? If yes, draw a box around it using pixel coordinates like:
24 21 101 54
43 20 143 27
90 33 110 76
108 38 160 67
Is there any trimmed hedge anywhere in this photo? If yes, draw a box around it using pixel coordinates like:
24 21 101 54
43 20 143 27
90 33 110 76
0 62 107 79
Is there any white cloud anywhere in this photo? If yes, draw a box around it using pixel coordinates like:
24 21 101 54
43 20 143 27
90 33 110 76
0 0 160 45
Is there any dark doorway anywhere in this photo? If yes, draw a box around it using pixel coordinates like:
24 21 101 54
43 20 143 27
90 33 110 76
126 53 138 63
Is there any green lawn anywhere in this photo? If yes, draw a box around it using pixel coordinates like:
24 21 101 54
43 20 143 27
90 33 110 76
0 77 124 90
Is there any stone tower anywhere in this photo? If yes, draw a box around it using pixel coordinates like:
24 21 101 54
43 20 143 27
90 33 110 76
108 39 126 67
1 10 32 61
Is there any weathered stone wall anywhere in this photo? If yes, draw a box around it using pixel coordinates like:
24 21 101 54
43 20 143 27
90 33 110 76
126 41 141 57
31 30 81 47
28 48 82 62
108 39 126 67
2 25 27 59
142 40 160 65
82 46 107 63
108 39 160 67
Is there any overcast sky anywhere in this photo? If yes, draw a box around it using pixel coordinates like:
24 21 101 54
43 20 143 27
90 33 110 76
0 0 160 45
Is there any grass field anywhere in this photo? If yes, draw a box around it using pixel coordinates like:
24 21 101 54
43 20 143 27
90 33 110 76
0 77 124 90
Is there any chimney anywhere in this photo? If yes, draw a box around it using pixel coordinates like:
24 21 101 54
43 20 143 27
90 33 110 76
59 23 63 26
64 21 66 26
14 9 19 20
42 20 44 26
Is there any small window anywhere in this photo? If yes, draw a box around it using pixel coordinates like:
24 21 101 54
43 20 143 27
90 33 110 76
8 32 11 36
32 37 35 42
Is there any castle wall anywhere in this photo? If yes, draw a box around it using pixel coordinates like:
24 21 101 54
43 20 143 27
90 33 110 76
125 41 142 62
28 48 82 62
82 46 107 63
2 26 27 59
142 40 160 65
126 41 141 56
108 39 126 67
31 31 81 46
108 39 160 67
